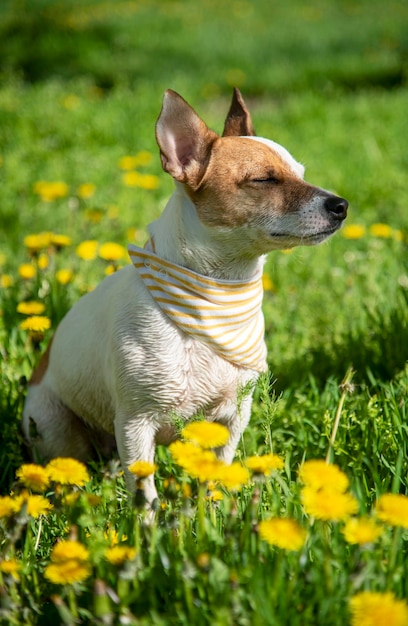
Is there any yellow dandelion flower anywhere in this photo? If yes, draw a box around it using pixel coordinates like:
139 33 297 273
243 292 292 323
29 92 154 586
62 493 80 506
350 591 408 626
105 264 117 276
105 545 137 565
181 421 230 449
20 316 51 341
51 234 72 249
206 488 224 502
216 462 250 491
44 560 91 585
16 464 50 492
128 460 157 478
342 517 383 545
118 152 152 170
369 223 394 239
342 224 366 240
76 240 98 261
24 232 52 252
185 451 224 483
14 492 53 518
56 268 74 285
98 242 127 262
38 253 49 270
1 274 14 288
0 559 20 581
51 540 90 563
77 183 96 199
18 263 37 280
246 453 284 475
299 459 350 493
17 301 46 316
262 274 274 291
33 181 69 202
169 440 204 465
118 155 140 170
258 518 307 551
46 457 90 486
301 486 358 521
122 171 159 190
376 493 408 529
0 495 19 518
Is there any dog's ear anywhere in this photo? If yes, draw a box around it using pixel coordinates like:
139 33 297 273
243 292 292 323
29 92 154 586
222 88 256 137
156 90 218 189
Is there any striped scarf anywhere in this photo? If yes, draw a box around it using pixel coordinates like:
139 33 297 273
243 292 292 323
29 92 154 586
128 242 267 372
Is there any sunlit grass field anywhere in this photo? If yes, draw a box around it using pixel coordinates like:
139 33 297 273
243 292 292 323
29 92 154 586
1 0 408 624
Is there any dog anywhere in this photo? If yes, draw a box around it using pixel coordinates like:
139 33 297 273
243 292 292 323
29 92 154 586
22 89 348 506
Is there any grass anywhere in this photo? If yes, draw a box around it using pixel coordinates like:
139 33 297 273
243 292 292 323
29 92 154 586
1 0 408 623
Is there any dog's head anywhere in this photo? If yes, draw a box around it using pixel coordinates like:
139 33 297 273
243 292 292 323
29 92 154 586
156 89 348 254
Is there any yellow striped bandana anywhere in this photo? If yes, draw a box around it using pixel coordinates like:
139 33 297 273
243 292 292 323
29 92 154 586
128 243 267 372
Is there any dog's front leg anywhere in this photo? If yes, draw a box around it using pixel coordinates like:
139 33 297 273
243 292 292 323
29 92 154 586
114 411 159 507
214 394 253 465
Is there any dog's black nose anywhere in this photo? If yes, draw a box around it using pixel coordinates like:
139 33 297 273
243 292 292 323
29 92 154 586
324 195 348 221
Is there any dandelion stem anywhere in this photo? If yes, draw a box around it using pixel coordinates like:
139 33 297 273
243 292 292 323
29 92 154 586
326 367 354 464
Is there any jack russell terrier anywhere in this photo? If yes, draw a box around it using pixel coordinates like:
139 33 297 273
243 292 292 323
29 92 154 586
23 89 348 506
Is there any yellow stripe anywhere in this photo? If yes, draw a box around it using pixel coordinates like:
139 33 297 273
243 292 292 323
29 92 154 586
130 252 262 295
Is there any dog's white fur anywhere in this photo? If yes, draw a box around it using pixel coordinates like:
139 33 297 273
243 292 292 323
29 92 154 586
22 89 347 505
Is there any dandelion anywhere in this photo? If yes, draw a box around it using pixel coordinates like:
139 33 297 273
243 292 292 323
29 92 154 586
369 223 394 238
0 559 21 581
216 462 250 491
342 224 366 239
301 486 358 521
33 181 69 202
262 274 274 291
118 152 152 170
104 545 137 565
14 492 53 518
258 518 307 551
299 459 350 492
77 183 96 199
98 242 127 262
376 493 408 529
342 517 383 545
246 453 284 475
52 540 90 563
56 268 74 285
20 316 51 341
184 451 224 483
16 464 50 492
76 240 98 261
350 591 408 626
46 458 90 486
122 171 159 190
24 232 52 253
51 234 72 249
181 421 230 449
128 461 157 478
0 495 19 518
45 540 91 585
18 263 37 280
17 301 46 316
38 253 49 270
1 274 13 288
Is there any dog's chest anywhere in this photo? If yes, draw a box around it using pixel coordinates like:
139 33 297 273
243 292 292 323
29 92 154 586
119 325 258 422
